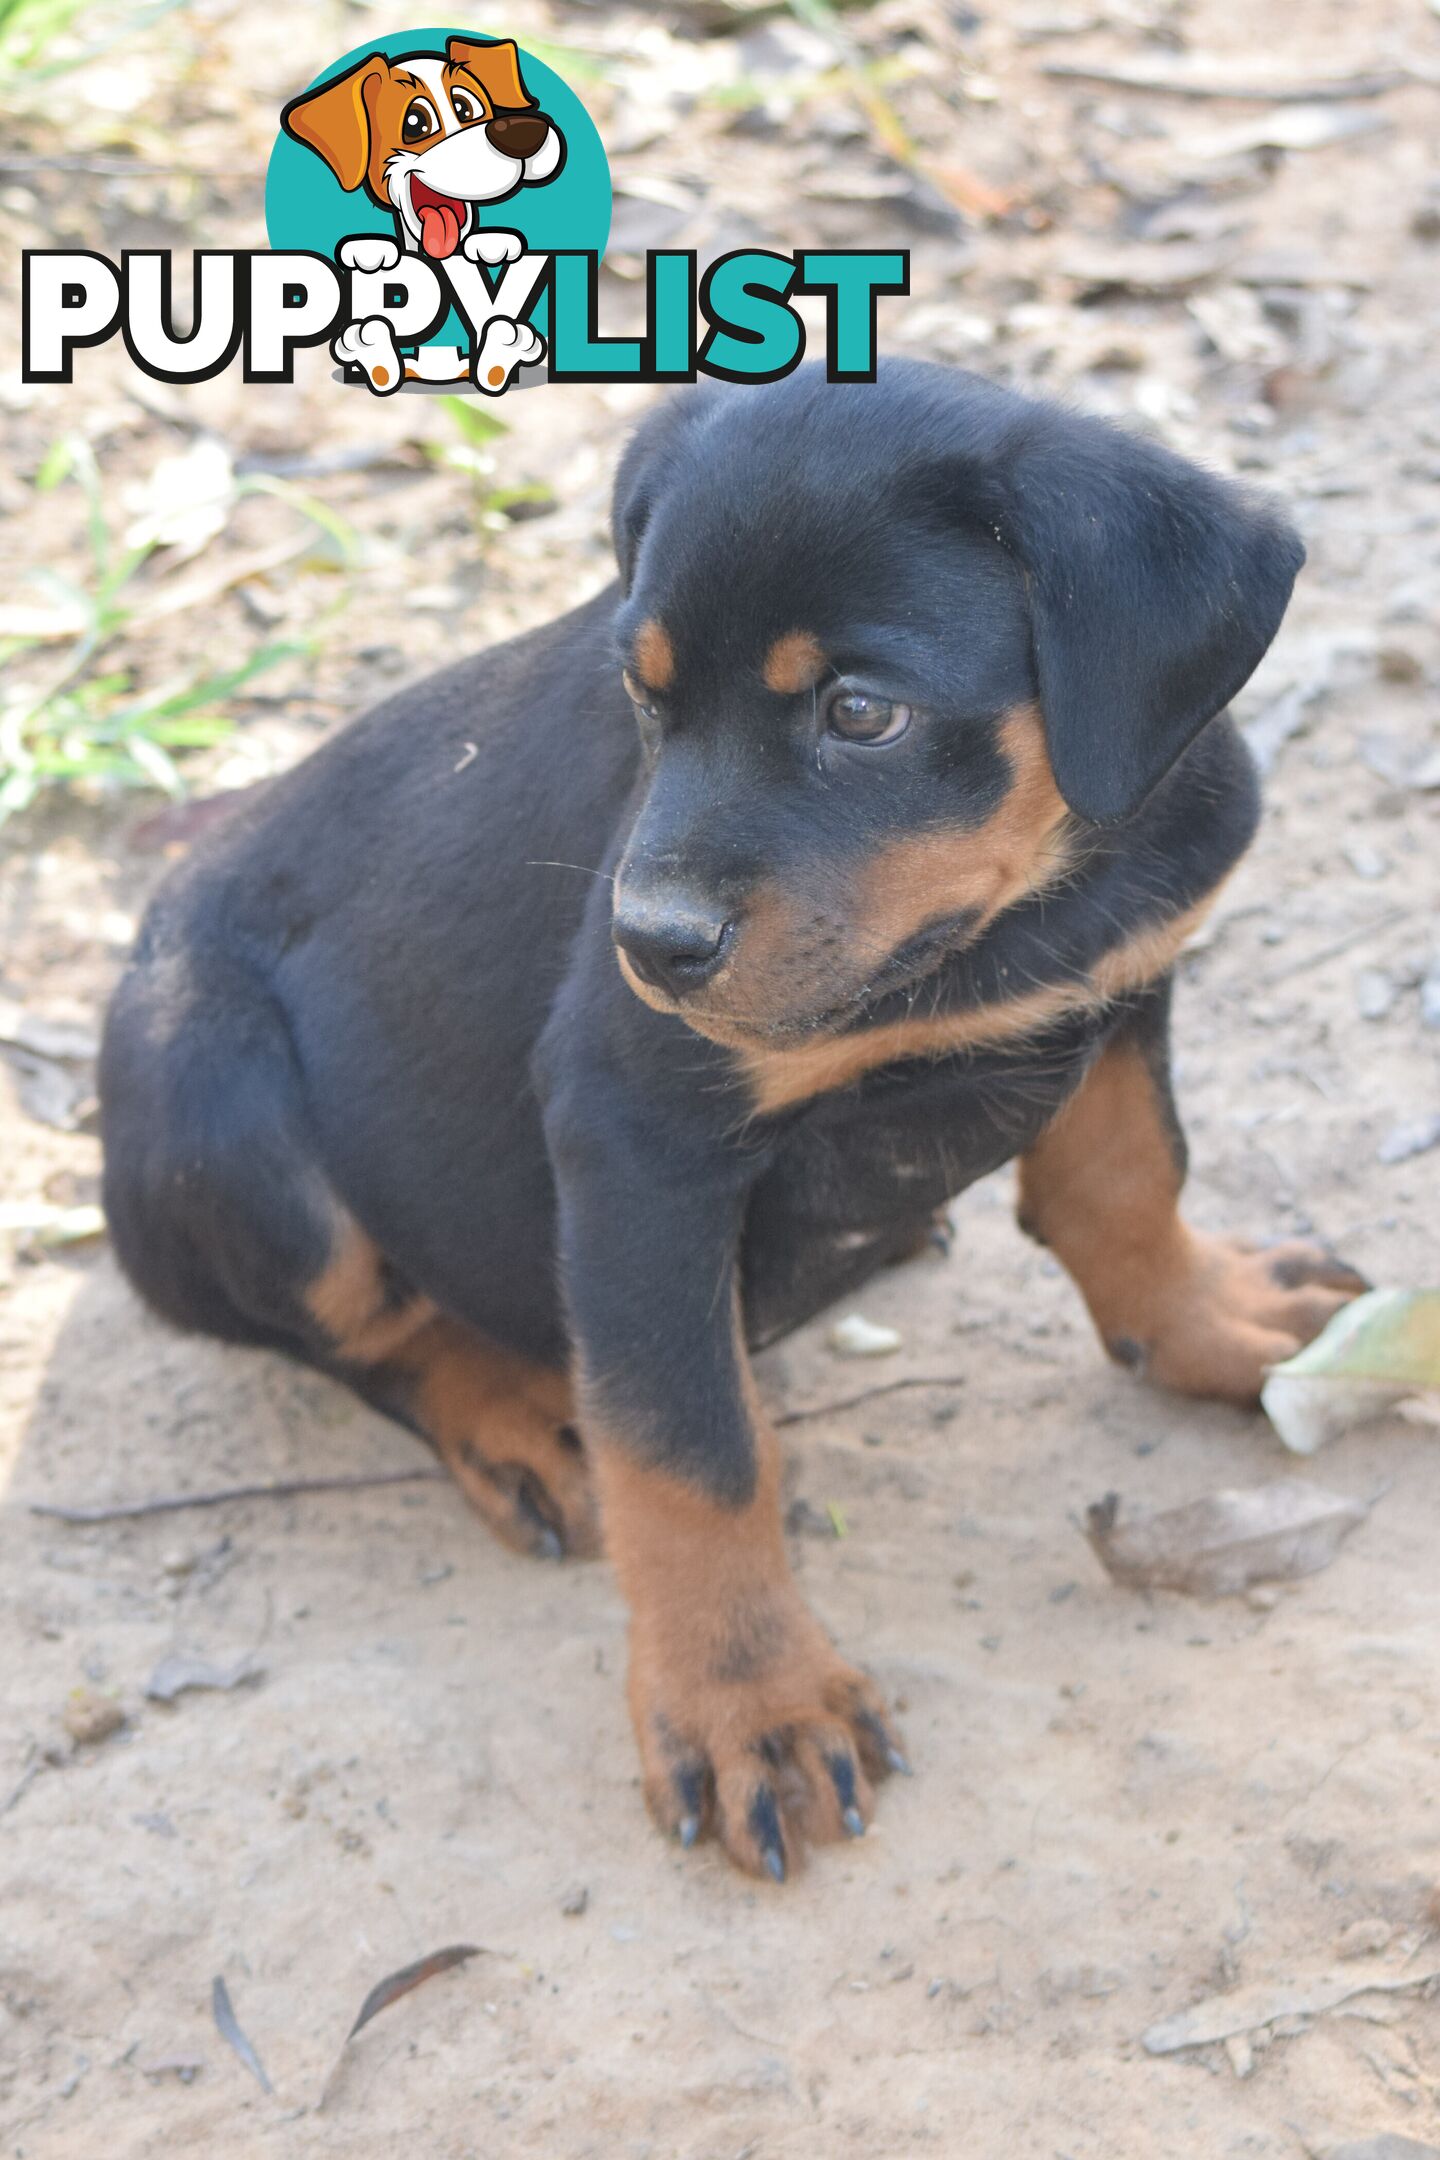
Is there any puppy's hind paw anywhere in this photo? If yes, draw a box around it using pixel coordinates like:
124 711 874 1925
337 235 401 274
332 315 404 396
462 229 525 268
472 316 546 395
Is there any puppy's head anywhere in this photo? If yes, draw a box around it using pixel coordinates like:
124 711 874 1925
281 36 564 258
608 362 1303 1047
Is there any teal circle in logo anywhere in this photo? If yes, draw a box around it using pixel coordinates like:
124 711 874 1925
265 27 610 348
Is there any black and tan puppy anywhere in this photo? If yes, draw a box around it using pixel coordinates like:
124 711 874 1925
100 362 1365 1881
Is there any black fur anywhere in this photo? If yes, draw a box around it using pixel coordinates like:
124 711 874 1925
101 361 1293 1508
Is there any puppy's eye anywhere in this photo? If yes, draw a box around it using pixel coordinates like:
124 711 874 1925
402 98 438 143
622 671 661 724
825 689 912 746
451 90 479 124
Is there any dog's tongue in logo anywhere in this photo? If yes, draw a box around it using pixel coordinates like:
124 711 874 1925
411 178 465 260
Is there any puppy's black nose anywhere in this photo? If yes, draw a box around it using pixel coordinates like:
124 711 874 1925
613 896 734 1000
485 111 550 158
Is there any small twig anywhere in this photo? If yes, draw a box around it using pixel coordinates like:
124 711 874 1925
1258 905 1414 986
0 1759 45 1819
774 1375 967 1427
27 1467 446 1525
1041 61 1413 102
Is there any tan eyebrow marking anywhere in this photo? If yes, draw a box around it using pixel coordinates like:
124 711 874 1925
632 618 675 692
762 631 826 697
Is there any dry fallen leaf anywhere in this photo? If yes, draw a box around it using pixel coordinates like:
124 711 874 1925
211 1975 273 2095
1058 239 1236 298
1184 103 1389 158
145 1651 264 1704
1329 2139 1440 2160
1143 1956 1440 2054
1262 1289 1440 1454
316 1944 486 2113
348 1945 484 2040
1084 1478 1369 1596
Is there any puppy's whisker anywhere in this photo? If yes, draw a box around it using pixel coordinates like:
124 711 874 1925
524 859 616 884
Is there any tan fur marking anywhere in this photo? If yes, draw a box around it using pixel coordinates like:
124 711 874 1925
632 618 675 692
400 1320 597 1556
305 1220 436 1364
305 1215 595 1554
1017 1043 1367 1403
853 705 1071 950
762 631 826 697
586 1291 901 1873
740 892 1217 1116
613 705 1073 1051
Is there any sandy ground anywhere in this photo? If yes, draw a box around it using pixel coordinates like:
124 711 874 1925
2 0 1439 2153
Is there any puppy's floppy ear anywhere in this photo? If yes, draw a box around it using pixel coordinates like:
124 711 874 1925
983 410 1304 824
281 55 387 193
447 35 536 110
611 389 717 592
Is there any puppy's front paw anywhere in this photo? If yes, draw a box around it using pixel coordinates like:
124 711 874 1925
332 315 403 395
337 235 401 274
472 315 545 394
1115 1233 1369 1405
462 228 525 267
629 1593 907 1880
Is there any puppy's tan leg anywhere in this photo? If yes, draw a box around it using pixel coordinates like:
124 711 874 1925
306 1217 597 1558
1018 1005 1367 1404
592 1392 906 1878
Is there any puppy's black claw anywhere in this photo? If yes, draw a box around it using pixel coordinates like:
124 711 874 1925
855 1707 908 1779
748 1783 787 1883
512 1467 566 1558
827 1748 860 1820
678 1814 700 1850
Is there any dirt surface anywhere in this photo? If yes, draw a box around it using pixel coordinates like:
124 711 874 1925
2 0 1439 2153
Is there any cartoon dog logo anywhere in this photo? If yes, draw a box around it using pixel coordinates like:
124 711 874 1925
281 36 563 393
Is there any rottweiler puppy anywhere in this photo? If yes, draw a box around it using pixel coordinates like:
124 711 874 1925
100 361 1366 1881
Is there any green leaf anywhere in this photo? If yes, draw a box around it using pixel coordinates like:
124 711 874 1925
1262 1289 1440 1454
436 394 509 448
237 475 362 565
33 432 79 493
122 731 184 796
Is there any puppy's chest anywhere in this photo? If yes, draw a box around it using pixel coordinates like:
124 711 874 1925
740 1025 1098 1345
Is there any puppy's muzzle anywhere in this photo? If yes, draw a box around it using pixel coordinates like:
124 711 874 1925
486 110 551 158
613 891 735 1001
